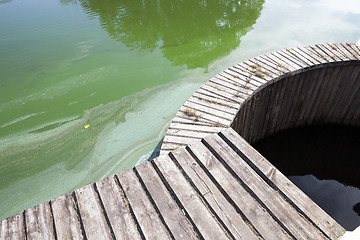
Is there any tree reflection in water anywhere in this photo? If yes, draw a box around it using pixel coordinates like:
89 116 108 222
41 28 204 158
74 0 264 69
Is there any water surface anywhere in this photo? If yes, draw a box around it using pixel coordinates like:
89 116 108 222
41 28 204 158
1 0 360 220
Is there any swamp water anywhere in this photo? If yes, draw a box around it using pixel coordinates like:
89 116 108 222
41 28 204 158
1 0 360 222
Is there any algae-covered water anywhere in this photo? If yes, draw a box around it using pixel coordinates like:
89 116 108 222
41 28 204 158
0 0 359 220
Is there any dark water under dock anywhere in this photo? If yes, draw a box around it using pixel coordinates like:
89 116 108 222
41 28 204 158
254 125 360 230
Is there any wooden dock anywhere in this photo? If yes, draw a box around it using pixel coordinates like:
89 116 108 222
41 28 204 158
0 128 345 239
2 43 360 239
161 43 360 152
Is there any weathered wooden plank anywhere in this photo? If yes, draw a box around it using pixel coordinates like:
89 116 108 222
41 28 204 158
307 66 340 124
153 155 230 239
229 63 271 84
261 53 298 72
327 43 354 61
333 43 359 60
25 202 56 240
316 44 343 61
272 74 297 133
95 176 142 240
51 193 84 240
179 106 231 126
300 67 329 125
188 141 290 239
200 85 244 104
344 43 360 59
135 162 198 239
316 66 347 124
183 100 234 121
220 128 346 239
117 169 170 240
204 133 328 239
250 81 273 143
286 48 314 66
188 96 238 115
228 64 270 84
171 115 215 126
75 184 113 240
249 56 289 77
261 76 287 139
169 122 226 133
192 91 240 109
166 128 215 139
0 213 25 240
175 110 219 125
308 45 334 63
240 98 253 141
282 73 306 129
289 67 320 127
163 135 202 146
185 96 235 118
275 50 309 68
160 143 184 152
298 45 328 64
245 59 282 77
215 72 260 90
328 66 359 123
340 68 360 124
172 146 261 240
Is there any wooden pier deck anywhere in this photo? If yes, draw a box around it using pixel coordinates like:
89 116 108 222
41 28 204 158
2 43 360 239
0 128 345 239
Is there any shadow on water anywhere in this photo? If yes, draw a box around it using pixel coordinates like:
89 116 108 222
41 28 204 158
71 0 264 69
253 125 360 230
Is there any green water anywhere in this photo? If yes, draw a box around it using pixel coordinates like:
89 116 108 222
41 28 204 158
0 0 359 220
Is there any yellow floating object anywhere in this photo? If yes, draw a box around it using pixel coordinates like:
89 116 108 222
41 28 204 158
84 124 90 129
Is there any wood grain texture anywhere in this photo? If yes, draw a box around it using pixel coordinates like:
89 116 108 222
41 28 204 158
25 202 56 240
51 193 84 240
75 184 113 240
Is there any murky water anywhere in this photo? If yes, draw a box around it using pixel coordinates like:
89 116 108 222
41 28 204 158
1 0 360 220
255 125 360 230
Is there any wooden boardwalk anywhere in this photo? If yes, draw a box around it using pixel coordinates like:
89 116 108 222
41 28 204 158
0 128 345 239
161 43 360 152
2 43 360 239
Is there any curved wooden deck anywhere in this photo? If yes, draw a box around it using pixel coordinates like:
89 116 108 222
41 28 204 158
2 43 360 239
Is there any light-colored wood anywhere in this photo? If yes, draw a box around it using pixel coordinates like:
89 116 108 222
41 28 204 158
192 91 240 109
188 96 238 115
204 133 327 239
135 162 197 239
187 141 290 239
0 213 25 240
171 147 261 240
169 122 226 133
199 85 243 103
51 193 84 240
285 48 313 66
183 100 234 121
154 155 230 239
166 128 216 139
298 45 327 64
333 43 358 60
117 169 170 240
179 106 231 125
221 128 345 239
95 176 142 240
25 202 56 240
75 184 113 240
272 50 306 69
